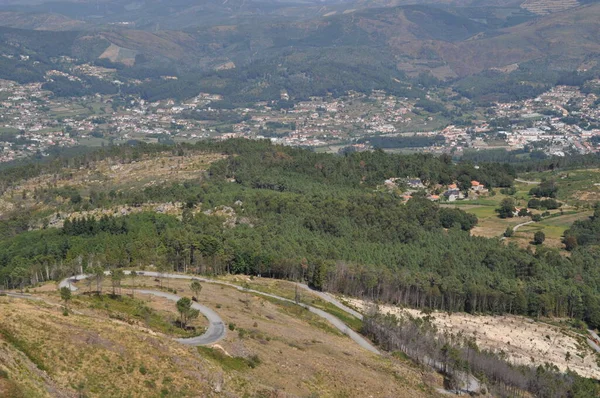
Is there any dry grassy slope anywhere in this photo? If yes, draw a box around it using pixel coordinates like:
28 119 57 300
0 296 222 397
127 276 440 397
0 280 439 398
0 328 73 398
521 0 580 15
98 30 195 62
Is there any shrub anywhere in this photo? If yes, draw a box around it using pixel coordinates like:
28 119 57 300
247 354 261 368
534 231 546 245
528 198 541 209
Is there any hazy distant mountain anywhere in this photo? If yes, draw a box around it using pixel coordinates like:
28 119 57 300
0 0 598 104
0 11 84 30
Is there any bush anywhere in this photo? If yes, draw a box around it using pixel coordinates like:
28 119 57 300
541 199 560 210
528 198 541 209
518 208 530 217
564 235 578 251
228 323 236 331
534 231 546 245
530 180 558 198
497 198 516 219
139 365 148 375
247 354 261 368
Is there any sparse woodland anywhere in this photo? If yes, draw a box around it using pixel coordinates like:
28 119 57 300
363 311 600 397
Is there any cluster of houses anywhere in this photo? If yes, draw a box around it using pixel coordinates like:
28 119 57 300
384 177 489 202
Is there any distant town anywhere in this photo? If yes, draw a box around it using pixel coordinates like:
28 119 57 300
1 62 599 163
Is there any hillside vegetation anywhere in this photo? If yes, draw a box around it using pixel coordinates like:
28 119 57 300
1 140 600 332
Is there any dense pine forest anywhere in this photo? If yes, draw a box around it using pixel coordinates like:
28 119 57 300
1 140 600 331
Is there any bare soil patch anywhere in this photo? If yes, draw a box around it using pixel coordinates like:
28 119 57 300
346 298 600 379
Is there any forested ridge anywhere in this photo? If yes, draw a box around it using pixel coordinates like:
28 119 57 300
1 140 600 332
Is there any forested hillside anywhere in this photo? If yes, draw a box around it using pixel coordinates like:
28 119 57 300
1 140 600 331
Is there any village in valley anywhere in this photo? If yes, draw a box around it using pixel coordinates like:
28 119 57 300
0 61 600 163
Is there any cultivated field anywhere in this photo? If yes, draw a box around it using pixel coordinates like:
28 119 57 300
443 177 596 250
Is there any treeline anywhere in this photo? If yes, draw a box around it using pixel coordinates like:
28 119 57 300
209 143 516 191
460 148 548 164
463 149 600 174
564 206 600 250
43 75 119 98
63 216 128 236
514 153 600 173
359 135 446 149
363 312 600 397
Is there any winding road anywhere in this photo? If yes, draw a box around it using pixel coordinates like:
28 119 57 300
58 271 379 353
10 272 487 394
59 273 227 346
137 289 226 346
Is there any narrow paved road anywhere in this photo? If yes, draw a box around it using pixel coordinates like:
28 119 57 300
136 289 226 345
513 220 534 232
587 330 600 354
59 272 379 354
296 283 364 320
59 274 226 345
514 178 540 185
500 220 534 240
